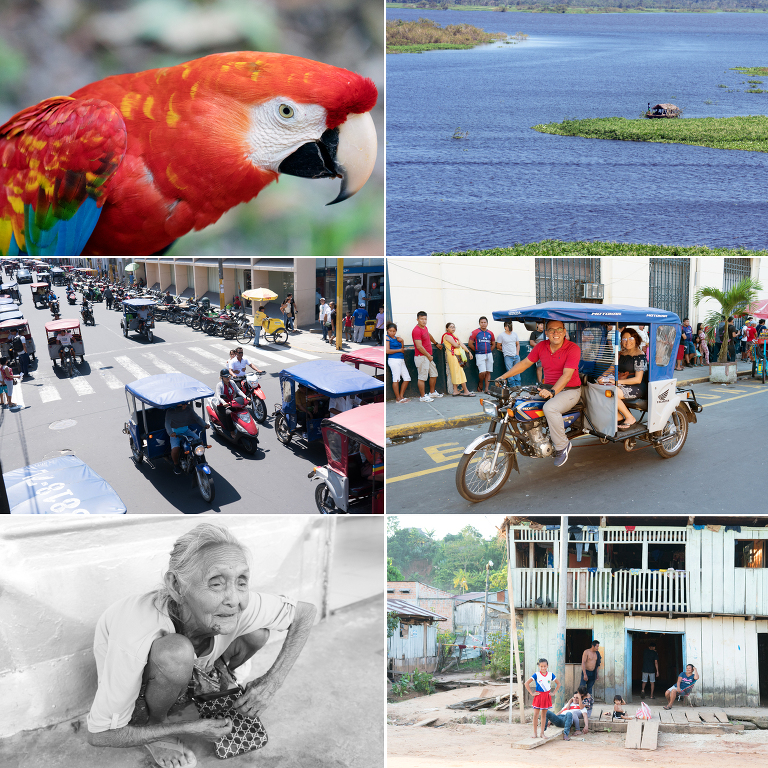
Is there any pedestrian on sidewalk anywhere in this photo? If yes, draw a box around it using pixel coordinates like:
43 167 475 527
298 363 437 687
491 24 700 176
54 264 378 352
343 311 353 342
0 356 18 408
104 285 113 310
352 303 368 343
375 307 384 345
318 298 331 342
441 323 474 397
282 293 297 332
681 318 696 367
497 320 521 385
11 330 30 378
696 323 710 366
469 317 495 393
745 321 757 362
740 322 750 361
412 311 442 403
386 323 411 403
328 302 337 345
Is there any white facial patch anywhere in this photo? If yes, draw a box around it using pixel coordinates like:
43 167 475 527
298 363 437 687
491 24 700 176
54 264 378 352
246 97 328 171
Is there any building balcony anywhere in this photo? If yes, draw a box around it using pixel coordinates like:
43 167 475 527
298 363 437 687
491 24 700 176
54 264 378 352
513 568 689 614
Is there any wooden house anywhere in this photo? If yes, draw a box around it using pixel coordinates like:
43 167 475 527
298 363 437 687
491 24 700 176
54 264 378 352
507 520 768 707
454 590 511 638
387 598 447 673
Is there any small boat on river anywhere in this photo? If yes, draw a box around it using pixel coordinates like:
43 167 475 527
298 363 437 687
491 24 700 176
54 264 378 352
645 103 681 119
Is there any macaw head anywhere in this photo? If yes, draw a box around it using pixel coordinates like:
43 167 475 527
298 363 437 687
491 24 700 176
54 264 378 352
184 52 378 205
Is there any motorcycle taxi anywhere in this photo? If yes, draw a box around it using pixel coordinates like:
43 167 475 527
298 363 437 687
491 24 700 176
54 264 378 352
31 283 50 308
45 318 84 378
341 347 385 381
1 282 20 303
121 298 156 342
309 401 384 514
273 360 384 447
0 318 37 370
456 301 703 502
123 373 216 503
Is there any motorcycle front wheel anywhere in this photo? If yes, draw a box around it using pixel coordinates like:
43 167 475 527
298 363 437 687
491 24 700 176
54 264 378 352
147 330 153 343
196 467 215 503
251 398 267 423
654 406 689 458
315 484 338 514
130 437 143 465
239 436 258 454
455 437 515 503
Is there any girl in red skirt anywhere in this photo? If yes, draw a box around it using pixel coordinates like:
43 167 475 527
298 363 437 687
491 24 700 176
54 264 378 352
525 658 560 738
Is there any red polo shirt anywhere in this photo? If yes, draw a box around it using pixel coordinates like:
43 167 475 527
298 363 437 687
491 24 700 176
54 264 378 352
528 338 581 387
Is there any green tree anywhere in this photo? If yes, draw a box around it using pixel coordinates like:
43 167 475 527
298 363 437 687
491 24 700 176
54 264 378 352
694 277 763 363
453 569 470 593
387 516 400 538
387 558 404 581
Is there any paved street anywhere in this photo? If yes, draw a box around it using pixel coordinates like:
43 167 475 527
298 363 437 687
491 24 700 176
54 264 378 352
386 377 768 514
0 280 380 513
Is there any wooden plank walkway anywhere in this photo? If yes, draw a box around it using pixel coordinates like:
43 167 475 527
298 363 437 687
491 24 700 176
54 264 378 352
640 721 659 751
512 728 564 750
625 720 643 749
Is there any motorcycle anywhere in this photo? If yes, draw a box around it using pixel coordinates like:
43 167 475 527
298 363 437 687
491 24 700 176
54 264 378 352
59 343 76 377
81 302 95 326
232 372 268 423
67 291 77 305
205 397 259 454
49 299 61 320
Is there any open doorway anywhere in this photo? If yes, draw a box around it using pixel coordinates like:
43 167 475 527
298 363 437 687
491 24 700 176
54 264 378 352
629 631 683 701
759 634 768 706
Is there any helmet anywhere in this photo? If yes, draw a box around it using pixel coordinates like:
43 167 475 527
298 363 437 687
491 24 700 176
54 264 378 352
220 368 230 378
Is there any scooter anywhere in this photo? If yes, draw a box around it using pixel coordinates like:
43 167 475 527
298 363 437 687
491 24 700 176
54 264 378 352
232 372 268 423
205 397 259 454
67 291 77 305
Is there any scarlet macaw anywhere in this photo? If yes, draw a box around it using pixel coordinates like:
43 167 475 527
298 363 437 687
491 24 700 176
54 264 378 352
0 52 378 256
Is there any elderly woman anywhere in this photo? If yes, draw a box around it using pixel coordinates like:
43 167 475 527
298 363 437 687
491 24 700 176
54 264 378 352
86 524 316 768
597 328 648 431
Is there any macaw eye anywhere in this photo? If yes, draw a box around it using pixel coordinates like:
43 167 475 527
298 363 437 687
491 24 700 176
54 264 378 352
279 104 294 119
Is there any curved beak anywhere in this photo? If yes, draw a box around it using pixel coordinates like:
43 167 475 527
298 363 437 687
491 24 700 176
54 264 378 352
277 112 377 205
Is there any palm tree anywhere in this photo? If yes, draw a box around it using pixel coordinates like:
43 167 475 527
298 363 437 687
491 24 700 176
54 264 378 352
453 569 470 594
694 277 763 363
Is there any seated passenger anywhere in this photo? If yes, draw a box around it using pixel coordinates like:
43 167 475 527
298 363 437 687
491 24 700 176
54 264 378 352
597 328 648 430
165 403 209 475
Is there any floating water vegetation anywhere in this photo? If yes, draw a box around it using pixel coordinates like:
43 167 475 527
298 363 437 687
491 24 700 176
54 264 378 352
532 115 768 153
452 126 470 139
746 88 767 93
731 66 768 76
386 17 508 53
430 241 768 257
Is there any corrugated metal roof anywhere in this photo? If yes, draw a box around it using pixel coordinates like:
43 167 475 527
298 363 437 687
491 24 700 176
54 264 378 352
387 599 448 621
454 590 508 605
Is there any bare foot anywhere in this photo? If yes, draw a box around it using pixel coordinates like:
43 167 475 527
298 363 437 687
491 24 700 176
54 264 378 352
145 738 197 768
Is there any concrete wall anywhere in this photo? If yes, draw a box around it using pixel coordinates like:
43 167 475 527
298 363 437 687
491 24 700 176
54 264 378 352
0 516 334 738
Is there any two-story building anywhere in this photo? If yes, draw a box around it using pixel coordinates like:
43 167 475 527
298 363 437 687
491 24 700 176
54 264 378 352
507 517 768 707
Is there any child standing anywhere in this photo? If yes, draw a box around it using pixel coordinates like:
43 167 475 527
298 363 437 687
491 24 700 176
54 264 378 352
344 311 353 342
525 658 560 738
612 694 634 721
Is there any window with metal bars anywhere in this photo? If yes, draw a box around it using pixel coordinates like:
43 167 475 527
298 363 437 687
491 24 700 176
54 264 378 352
535 259 601 304
723 258 752 330
649 258 690 322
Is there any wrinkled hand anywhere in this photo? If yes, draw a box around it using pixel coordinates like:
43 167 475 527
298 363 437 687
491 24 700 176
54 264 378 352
233 676 279 717
187 717 233 741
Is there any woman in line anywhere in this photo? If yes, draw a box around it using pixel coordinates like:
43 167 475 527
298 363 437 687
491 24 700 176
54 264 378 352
597 328 648 430
86 523 316 768
696 323 710 367
441 323 474 397
386 323 411 403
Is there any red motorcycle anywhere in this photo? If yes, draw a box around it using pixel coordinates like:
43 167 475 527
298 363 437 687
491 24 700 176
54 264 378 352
232 372 268 423
205 396 259 454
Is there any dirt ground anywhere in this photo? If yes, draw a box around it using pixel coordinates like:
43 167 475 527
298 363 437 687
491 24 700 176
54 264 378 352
387 721 768 767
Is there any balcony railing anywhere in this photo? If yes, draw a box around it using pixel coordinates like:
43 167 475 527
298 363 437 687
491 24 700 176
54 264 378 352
513 568 689 613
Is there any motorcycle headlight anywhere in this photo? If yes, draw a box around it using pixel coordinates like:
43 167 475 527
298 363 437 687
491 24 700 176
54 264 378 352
194 445 205 456
479 399 497 416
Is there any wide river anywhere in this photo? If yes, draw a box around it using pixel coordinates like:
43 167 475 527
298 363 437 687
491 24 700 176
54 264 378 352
386 10 768 254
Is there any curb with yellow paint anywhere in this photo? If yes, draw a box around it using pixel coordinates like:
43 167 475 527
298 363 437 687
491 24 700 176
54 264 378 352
386 370 756 440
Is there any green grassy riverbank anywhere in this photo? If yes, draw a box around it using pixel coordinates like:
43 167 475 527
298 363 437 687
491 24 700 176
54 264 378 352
431 241 768 257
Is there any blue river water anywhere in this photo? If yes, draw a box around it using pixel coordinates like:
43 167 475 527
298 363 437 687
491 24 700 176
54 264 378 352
386 11 768 254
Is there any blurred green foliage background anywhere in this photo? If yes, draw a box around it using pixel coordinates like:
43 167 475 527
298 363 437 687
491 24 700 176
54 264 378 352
0 0 383 256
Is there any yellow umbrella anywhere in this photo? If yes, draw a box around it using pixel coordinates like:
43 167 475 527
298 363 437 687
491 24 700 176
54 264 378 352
242 288 278 301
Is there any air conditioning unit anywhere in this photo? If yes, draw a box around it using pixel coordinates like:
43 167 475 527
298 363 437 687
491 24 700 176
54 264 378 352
581 282 604 300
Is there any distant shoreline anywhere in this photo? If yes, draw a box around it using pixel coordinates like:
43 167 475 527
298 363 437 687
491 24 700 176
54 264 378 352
533 115 768 153
386 4 768 13
430 241 768 256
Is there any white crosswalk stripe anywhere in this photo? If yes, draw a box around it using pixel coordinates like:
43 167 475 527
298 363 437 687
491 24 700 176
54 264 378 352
38 382 61 403
115 356 151 380
235 346 293 363
207 343 273 368
142 352 178 374
92 361 124 390
167 350 213 374
13 379 26 408
262 345 317 360
188 346 228 364
69 377 95 396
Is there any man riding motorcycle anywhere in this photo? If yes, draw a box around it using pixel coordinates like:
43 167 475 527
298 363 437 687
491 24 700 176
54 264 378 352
213 369 246 441
495 319 582 469
81 298 94 325
55 328 75 365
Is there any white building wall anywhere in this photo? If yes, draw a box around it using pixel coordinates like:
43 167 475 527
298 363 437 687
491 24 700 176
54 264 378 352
0 517 334 737
601 258 649 307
